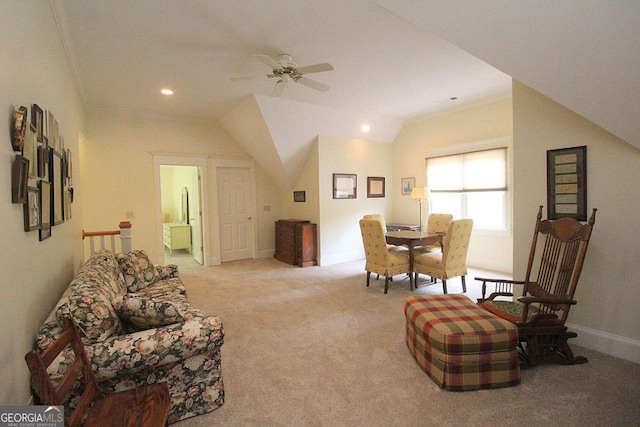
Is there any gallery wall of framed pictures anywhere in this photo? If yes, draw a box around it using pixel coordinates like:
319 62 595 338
10 103 73 241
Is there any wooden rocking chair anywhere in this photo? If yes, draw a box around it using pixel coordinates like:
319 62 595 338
476 205 597 367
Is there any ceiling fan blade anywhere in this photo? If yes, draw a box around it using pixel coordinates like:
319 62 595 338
255 54 282 70
296 62 334 75
230 74 264 82
271 80 286 97
297 76 330 92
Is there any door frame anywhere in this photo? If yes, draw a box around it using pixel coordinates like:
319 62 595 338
210 158 257 265
153 153 210 266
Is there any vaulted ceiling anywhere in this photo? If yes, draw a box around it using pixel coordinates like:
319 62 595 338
52 0 640 189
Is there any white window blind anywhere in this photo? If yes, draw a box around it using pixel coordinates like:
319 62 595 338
427 148 507 192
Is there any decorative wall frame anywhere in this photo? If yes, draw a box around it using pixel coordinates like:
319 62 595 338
24 186 41 231
401 177 415 195
367 176 385 198
293 191 306 202
333 173 357 199
32 104 44 142
37 145 47 178
24 126 37 178
39 180 51 241
12 106 28 152
12 155 29 203
49 149 65 225
547 146 587 221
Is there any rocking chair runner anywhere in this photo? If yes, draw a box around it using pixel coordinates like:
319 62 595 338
25 317 170 427
476 205 597 367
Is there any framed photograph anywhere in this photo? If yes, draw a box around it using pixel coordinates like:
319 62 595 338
293 191 306 202
24 126 37 178
12 106 28 152
32 104 44 142
333 173 357 199
547 146 587 220
65 188 72 220
12 155 29 203
49 149 65 225
401 177 415 195
24 186 41 231
39 180 51 241
37 145 47 178
367 176 385 198
65 148 72 182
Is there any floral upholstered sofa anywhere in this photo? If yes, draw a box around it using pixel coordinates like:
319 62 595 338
34 249 224 424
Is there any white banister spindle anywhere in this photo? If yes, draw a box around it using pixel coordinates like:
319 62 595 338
119 221 132 253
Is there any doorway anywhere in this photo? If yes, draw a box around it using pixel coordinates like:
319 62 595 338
160 165 204 266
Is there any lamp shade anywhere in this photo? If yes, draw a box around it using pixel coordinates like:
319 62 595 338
410 187 425 199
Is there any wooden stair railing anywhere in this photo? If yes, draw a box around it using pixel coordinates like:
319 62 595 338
82 221 132 256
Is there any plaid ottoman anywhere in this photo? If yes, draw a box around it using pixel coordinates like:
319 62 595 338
404 294 520 391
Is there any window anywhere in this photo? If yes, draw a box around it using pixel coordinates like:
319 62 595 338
427 147 508 230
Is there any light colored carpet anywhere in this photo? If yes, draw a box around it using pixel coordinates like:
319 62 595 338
169 256 640 427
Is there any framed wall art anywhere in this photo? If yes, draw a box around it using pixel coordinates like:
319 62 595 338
547 146 587 220
39 180 51 241
12 106 28 152
367 176 385 198
50 149 65 225
401 177 415 195
32 104 44 142
24 186 41 231
333 173 357 199
12 155 29 203
293 191 306 202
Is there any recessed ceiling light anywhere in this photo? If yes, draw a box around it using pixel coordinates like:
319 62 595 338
361 124 370 132
161 88 174 95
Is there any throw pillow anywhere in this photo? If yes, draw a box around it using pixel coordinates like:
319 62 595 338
115 250 160 292
111 294 184 331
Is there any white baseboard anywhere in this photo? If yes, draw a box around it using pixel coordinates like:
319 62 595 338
257 249 275 259
319 251 362 266
567 322 640 364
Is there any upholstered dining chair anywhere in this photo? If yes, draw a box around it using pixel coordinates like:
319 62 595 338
25 317 170 427
413 218 473 294
476 205 597 367
359 218 411 294
363 214 408 253
416 213 453 254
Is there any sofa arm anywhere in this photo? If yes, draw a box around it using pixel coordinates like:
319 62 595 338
155 264 179 280
85 314 223 381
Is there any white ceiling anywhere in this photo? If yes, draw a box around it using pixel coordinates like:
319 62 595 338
51 0 639 188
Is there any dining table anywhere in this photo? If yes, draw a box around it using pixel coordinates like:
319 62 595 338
385 230 444 288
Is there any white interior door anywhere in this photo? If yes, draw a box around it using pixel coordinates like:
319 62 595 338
189 168 204 264
218 167 253 262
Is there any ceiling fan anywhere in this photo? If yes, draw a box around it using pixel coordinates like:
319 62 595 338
231 54 334 97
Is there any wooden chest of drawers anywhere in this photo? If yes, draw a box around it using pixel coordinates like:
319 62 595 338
274 220 317 267
163 223 191 255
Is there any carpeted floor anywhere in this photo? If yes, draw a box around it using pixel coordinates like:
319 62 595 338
168 255 640 427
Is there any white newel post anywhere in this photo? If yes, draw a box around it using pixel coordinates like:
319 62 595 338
119 221 132 253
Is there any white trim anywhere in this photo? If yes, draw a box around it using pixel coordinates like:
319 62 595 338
567 322 640 365
152 154 210 266
209 158 257 266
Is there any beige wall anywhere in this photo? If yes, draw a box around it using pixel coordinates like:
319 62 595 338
513 81 640 361
81 111 281 264
317 136 395 265
0 2 85 405
392 97 514 272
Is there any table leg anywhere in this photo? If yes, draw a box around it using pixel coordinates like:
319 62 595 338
408 241 415 290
